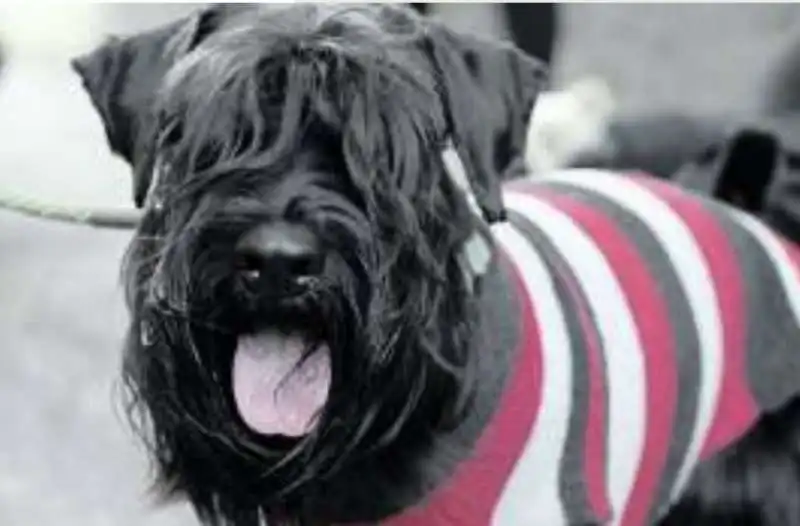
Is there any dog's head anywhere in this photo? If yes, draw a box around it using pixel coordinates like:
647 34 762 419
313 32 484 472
75 5 544 524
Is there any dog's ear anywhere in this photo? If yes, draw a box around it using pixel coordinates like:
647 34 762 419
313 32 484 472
423 22 548 222
71 5 227 207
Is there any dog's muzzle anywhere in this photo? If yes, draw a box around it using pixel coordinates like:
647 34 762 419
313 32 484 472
228 221 333 440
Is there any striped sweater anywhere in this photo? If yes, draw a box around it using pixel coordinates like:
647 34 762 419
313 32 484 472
383 169 800 526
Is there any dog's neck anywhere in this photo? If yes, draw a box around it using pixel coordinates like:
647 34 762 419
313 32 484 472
303 241 523 523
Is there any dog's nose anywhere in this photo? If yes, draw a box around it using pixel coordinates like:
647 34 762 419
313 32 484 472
234 222 323 287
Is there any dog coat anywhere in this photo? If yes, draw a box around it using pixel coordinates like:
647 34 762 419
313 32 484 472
383 169 800 526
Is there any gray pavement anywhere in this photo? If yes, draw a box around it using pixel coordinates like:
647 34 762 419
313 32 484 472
1 4 800 525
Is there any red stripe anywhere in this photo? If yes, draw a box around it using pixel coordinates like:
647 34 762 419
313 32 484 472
522 187 678 526
382 252 542 525
630 175 757 457
553 261 612 521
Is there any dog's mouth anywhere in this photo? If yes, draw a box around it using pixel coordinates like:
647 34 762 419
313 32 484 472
232 329 331 438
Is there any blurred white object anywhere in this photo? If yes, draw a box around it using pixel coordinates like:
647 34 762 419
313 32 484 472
526 77 617 174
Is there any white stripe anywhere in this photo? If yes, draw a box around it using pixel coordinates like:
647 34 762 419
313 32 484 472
541 170 724 507
731 210 800 325
502 192 648 524
490 222 571 526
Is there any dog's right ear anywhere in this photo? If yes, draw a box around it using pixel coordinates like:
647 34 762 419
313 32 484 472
71 5 227 207
423 21 548 223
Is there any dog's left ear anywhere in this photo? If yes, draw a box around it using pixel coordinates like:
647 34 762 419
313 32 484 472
71 5 227 207
423 22 548 222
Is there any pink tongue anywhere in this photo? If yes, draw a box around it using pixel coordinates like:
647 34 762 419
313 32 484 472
232 331 331 437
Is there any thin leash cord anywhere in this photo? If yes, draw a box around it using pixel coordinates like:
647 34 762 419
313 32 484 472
0 191 141 229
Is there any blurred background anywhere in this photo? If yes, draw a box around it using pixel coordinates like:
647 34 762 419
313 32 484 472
1 3 799 525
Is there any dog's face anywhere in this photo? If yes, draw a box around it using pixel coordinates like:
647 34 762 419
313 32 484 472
75 5 544 524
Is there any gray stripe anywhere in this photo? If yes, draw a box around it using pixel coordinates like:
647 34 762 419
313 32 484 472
535 182 703 523
508 209 602 525
709 204 800 412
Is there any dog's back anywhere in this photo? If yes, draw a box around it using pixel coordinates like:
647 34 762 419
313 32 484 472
489 169 800 524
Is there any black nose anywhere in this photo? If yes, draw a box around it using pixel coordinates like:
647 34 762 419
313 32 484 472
234 222 323 290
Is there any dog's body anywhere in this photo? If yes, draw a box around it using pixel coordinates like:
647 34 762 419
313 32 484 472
72 4 800 525
370 167 800 525
490 170 800 525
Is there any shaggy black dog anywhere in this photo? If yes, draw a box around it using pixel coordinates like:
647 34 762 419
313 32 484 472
74 4 544 524
74 4 800 526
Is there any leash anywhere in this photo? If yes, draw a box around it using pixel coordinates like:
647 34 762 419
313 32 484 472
0 191 141 229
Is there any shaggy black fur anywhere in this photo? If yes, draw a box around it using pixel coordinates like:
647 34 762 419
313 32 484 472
660 397 800 526
72 4 543 218
71 4 251 207
74 4 543 525
74 4 800 525
410 3 560 67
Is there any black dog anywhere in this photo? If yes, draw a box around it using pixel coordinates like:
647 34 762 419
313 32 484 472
75 5 800 525
75 4 544 524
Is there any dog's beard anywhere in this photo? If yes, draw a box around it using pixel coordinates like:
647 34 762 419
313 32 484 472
120 161 480 522
115 7 490 522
